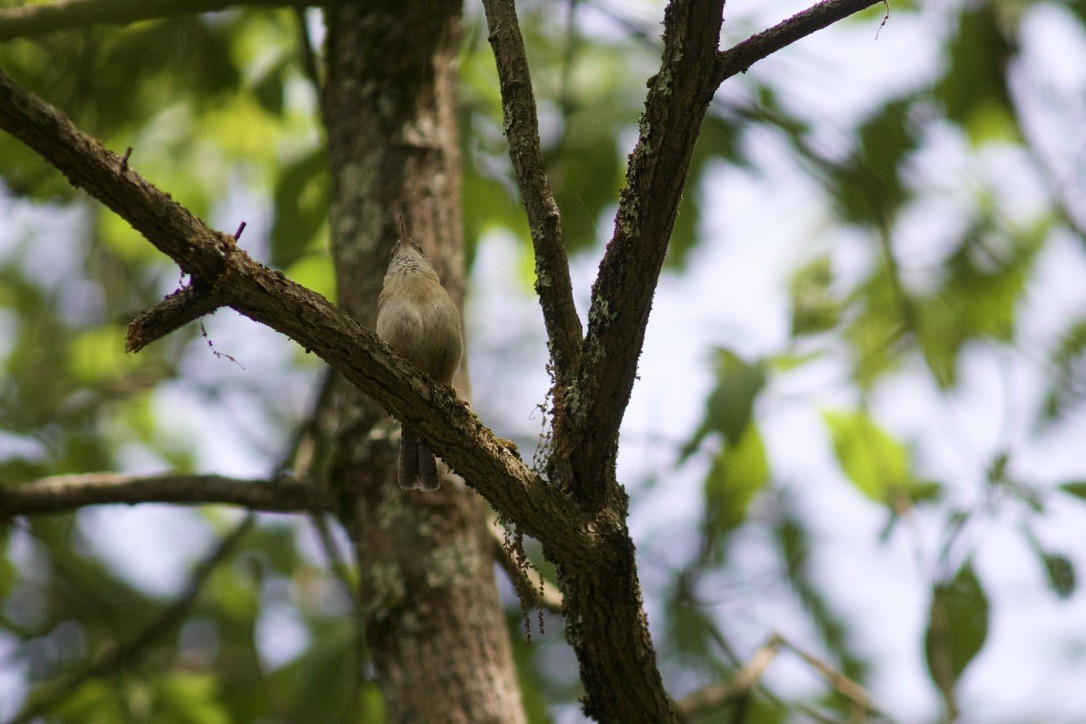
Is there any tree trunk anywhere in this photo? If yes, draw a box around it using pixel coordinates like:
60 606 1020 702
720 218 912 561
321 2 525 721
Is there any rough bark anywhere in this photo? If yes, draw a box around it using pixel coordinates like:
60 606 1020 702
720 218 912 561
320 2 525 721
570 0 726 510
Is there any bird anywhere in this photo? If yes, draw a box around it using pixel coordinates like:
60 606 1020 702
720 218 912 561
375 217 463 491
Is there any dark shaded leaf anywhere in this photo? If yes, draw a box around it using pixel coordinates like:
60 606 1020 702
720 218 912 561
827 98 918 228
271 149 329 269
252 58 288 116
1042 317 1086 424
1060 481 1086 501
667 112 744 268
679 349 767 462
1042 553 1076 600
918 216 1043 387
933 4 1019 145
924 563 989 709
790 254 840 336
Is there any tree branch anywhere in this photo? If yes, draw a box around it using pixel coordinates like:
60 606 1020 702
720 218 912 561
776 636 887 718
674 632 891 721
8 515 254 724
0 0 321 41
0 472 329 517
125 281 223 352
715 0 886 82
570 0 725 505
0 68 599 567
480 0 583 390
675 634 782 720
567 0 886 505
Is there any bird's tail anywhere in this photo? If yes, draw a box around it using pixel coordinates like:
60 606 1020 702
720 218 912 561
399 428 440 491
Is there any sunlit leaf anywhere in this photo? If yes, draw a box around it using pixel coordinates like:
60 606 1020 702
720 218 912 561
703 424 770 534
70 326 141 384
153 673 230 724
768 349 824 372
823 409 908 501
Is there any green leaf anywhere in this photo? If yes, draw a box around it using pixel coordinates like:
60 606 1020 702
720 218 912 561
703 424 771 534
666 583 723 663
69 325 142 384
918 216 1043 387
844 264 908 389
1060 481 1086 501
252 58 288 116
934 4 1019 146
828 98 918 228
774 499 871 683
1021 524 1078 601
768 349 825 372
924 563 989 707
1041 553 1076 600
790 254 840 336
679 349 767 462
153 673 230 724
823 409 911 503
271 149 329 269
1042 318 1086 423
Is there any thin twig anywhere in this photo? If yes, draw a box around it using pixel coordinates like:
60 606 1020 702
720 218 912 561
777 636 890 719
0 0 321 41
7 515 255 724
675 634 783 720
0 472 330 517
715 0 885 82
675 632 893 722
480 0 583 389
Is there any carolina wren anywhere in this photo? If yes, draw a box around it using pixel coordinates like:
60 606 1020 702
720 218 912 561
375 218 463 491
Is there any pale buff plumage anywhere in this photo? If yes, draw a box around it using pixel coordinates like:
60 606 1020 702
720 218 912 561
376 219 462 491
